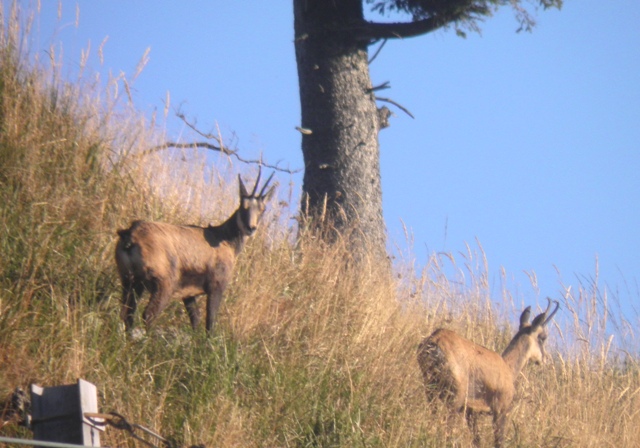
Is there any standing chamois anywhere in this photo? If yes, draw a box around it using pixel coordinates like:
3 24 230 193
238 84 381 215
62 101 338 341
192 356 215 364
417 298 559 448
115 169 275 335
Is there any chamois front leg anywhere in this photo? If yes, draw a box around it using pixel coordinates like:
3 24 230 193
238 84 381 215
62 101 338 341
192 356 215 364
183 296 201 329
120 279 144 332
142 279 173 329
205 281 226 335
493 411 508 448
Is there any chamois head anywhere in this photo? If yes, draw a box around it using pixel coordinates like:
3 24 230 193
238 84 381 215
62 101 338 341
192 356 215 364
506 297 560 366
237 168 275 237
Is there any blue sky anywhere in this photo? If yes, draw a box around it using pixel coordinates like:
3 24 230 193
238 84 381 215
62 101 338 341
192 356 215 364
24 1 640 327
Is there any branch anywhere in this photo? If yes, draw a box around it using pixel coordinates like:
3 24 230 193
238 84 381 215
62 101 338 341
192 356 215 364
177 111 222 141
140 112 300 174
366 81 391 94
375 96 415 119
142 141 233 157
142 141 299 174
368 38 387 64
355 17 445 42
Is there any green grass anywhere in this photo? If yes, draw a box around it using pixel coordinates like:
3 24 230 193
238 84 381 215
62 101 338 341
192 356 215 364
1 2 639 447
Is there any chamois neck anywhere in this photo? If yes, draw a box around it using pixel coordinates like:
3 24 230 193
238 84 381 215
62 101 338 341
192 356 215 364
212 208 247 255
501 334 531 379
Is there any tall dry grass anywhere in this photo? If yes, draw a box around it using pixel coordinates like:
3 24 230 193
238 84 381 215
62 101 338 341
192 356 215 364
1 2 639 447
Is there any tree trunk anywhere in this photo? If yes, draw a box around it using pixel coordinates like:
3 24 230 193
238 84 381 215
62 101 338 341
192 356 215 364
293 0 387 261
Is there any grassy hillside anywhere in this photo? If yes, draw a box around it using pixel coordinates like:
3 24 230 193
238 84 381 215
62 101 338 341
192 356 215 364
1 3 639 447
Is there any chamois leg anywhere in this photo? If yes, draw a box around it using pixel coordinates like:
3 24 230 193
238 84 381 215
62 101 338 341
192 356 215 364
120 279 144 331
493 411 507 448
465 408 481 448
205 286 225 335
183 296 201 329
421 376 450 419
142 279 173 329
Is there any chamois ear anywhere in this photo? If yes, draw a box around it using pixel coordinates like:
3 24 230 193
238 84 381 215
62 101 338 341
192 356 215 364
261 185 276 202
519 306 532 329
531 297 560 329
531 313 546 329
239 174 249 197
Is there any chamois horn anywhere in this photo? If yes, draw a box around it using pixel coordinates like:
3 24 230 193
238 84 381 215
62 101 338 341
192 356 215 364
251 166 263 196
259 171 275 198
543 298 560 326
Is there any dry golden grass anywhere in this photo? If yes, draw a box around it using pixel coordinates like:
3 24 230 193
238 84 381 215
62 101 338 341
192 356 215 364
1 2 639 447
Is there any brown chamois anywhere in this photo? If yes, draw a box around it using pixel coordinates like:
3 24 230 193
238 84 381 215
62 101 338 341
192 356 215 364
417 298 559 448
115 169 275 335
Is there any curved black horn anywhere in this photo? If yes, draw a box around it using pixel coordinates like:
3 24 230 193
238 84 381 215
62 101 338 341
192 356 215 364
543 299 560 326
251 166 263 196
531 298 555 328
259 171 275 197
542 297 553 316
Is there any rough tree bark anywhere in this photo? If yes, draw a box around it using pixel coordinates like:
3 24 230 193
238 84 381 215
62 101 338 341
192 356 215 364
293 0 387 261
292 0 562 261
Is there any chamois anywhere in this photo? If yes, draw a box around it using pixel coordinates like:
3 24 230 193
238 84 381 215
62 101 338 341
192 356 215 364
417 298 559 447
115 169 275 335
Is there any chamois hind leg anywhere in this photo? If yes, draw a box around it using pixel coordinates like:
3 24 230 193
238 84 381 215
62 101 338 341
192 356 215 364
120 279 144 332
205 284 225 335
183 296 201 329
142 279 173 329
